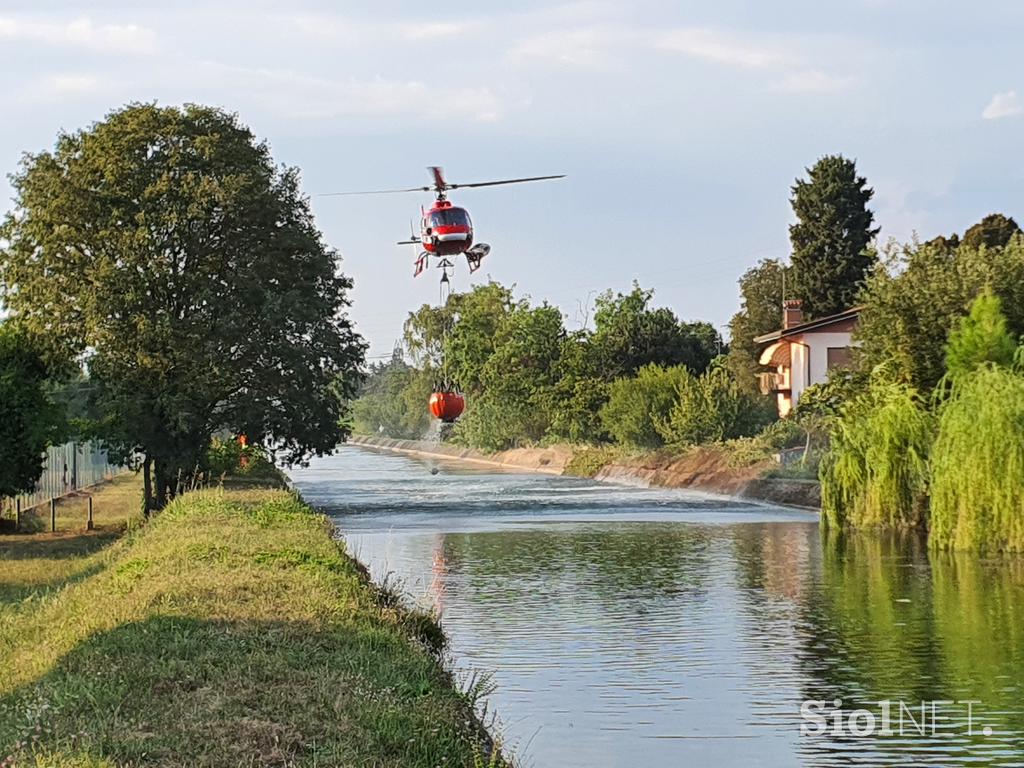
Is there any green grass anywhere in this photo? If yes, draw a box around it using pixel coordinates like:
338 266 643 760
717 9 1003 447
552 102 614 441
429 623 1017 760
0 474 143 607
0 487 501 767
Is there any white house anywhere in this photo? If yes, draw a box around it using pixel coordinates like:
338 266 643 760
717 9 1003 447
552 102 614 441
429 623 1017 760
755 300 861 417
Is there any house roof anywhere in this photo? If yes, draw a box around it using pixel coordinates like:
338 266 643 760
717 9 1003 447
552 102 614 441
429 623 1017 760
753 306 863 345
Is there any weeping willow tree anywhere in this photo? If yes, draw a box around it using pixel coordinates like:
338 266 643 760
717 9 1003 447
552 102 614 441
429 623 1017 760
820 371 933 529
929 361 1024 552
929 292 1024 552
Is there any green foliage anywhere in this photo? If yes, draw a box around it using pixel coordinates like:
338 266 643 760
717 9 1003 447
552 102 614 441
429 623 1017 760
542 333 608 444
929 362 1024 553
589 283 720 379
0 104 365 509
944 290 1018 376
857 238 1024 391
726 258 790 389
0 325 63 497
454 303 565 450
206 437 275 478
600 364 689 448
962 213 1021 251
789 155 879 318
563 445 631 478
351 354 432 439
820 372 933 529
656 365 774 448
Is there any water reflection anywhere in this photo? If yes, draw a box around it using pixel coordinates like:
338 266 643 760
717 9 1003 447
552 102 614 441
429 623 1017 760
291 447 1024 767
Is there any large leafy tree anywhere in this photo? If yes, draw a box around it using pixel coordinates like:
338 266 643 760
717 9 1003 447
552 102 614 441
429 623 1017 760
0 325 63 498
726 258 791 390
790 155 879 317
456 303 565 450
962 213 1021 251
589 284 720 379
0 104 365 511
857 238 1024 391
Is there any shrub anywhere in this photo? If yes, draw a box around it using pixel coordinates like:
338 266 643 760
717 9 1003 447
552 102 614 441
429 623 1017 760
207 437 275 478
599 364 689 448
656 365 774 448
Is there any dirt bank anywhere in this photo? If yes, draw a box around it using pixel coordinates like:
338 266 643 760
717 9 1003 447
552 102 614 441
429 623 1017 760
348 436 822 511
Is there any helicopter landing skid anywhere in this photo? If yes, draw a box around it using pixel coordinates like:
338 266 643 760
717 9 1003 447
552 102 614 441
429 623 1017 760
414 252 429 277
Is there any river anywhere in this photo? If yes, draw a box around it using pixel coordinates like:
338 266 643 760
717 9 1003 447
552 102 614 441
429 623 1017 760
289 446 1024 767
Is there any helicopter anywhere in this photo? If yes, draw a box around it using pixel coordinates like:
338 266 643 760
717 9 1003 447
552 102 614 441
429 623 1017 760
323 166 564 281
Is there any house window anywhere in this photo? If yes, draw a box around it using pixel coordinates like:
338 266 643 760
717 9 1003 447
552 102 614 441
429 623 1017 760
827 347 853 370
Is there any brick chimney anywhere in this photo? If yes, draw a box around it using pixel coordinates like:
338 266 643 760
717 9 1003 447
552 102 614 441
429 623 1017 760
783 299 804 329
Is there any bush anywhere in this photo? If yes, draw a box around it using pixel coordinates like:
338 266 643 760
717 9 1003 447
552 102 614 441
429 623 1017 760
656 365 774 448
564 445 631 478
599 364 689 448
207 437 275 478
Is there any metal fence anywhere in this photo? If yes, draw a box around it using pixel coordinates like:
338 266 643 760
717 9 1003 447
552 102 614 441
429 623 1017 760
4 441 124 513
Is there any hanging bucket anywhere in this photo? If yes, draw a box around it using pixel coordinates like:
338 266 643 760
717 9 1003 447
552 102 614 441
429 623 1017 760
429 391 465 423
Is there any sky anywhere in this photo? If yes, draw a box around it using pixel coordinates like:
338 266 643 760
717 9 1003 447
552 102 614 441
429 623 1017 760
1 1 1023 360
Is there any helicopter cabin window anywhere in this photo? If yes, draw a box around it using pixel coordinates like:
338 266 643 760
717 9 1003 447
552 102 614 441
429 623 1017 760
430 209 471 228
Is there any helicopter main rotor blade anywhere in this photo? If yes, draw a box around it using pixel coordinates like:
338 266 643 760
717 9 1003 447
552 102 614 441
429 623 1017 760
317 186 431 197
448 174 566 190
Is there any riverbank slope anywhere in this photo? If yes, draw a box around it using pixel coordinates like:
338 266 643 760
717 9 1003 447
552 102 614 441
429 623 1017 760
350 435 821 510
0 485 498 767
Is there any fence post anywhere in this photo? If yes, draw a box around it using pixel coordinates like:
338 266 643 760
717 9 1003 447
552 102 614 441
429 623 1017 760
15 499 21 532
87 497 94 531
50 498 56 533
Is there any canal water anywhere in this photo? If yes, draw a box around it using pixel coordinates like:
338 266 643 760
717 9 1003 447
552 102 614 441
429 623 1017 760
290 446 1024 767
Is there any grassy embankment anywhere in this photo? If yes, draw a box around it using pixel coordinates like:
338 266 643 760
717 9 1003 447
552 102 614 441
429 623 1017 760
0 478 500 767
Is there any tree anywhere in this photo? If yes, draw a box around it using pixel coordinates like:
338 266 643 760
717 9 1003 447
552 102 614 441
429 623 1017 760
961 213 1021 251
455 303 565 450
544 332 609 444
589 283 720 379
726 259 791 389
351 352 431 439
857 238 1024 391
944 291 1018 376
0 325 63 498
789 155 879 317
0 104 365 511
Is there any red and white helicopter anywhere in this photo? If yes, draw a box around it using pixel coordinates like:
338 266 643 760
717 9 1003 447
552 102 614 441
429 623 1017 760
324 166 564 283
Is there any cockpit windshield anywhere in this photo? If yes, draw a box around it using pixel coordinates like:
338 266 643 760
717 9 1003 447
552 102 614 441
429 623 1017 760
430 208 471 228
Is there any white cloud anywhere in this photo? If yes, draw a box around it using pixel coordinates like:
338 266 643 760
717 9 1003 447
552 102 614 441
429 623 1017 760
0 16 156 54
40 73 103 96
656 27 788 69
773 69 856 93
507 26 624 69
982 90 1022 120
196 65 503 123
286 15 481 44
400 22 473 41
